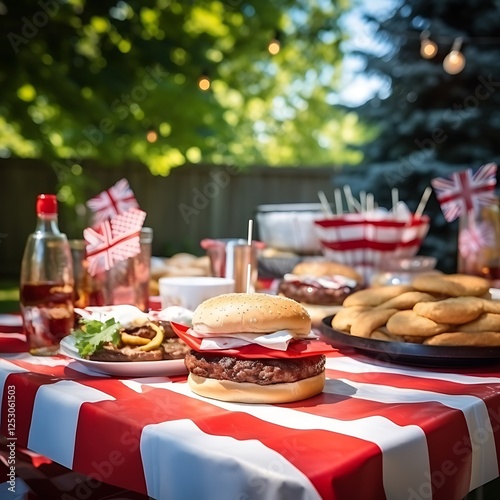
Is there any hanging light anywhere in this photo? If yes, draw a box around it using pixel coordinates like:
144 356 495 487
198 73 211 91
443 37 466 74
146 130 158 143
420 30 438 59
268 31 281 55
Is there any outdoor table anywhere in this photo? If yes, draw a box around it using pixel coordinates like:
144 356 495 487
1 313 500 500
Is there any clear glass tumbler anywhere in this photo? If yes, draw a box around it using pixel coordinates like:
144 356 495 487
71 227 153 311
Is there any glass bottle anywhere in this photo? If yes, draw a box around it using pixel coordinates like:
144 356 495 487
20 194 74 355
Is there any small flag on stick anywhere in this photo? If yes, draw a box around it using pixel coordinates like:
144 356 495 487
86 178 139 225
431 163 497 222
84 208 146 275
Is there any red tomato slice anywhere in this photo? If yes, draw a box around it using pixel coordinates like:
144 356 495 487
170 322 336 359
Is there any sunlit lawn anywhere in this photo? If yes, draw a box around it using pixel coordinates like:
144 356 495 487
0 279 19 313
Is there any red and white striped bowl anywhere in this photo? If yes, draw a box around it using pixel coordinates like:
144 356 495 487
314 214 430 283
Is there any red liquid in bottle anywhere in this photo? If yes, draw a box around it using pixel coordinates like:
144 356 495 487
20 282 74 354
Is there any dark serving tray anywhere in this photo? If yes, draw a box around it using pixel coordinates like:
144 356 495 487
320 315 500 368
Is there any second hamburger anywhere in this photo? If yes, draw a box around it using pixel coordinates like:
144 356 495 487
278 260 363 327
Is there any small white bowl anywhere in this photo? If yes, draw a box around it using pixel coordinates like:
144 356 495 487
159 276 235 311
256 203 324 254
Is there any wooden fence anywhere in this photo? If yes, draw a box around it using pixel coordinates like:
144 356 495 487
0 159 337 277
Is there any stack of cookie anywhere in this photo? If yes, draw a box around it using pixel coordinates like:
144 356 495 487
331 273 500 346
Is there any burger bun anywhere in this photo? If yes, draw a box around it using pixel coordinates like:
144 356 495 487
292 260 362 283
187 372 325 404
192 292 311 338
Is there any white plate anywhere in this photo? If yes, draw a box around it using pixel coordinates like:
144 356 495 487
59 336 188 377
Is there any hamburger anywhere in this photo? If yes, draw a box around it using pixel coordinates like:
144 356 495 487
171 293 332 404
278 260 363 327
72 305 190 361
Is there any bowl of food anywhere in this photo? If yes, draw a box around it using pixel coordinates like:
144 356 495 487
313 213 430 283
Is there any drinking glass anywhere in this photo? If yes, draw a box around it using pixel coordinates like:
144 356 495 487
70 227 153 311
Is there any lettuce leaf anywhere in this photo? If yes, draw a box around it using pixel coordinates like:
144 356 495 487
73 318 122 358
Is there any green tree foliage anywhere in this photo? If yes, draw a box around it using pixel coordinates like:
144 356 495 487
0 0 369 204
352 0 500 167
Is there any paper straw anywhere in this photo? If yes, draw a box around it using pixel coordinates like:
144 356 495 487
360 190 367 213
246 219 253 293
343 185 361 213
246 263 252 294
415 186 432 219
334 188 343 215
391 188 399 213
247 219 253 246
366 192 374 212
317 190 333 216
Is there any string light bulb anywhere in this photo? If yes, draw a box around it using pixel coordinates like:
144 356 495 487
443 37 466 75
146 130 158 143
268 31 281 55
198 73 211 91
420 30 437 59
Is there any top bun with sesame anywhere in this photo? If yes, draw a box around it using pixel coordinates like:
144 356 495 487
291 260 362 283
192 293 311 338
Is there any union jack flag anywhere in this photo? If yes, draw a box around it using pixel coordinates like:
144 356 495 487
84 208 146 275
86 178 139 225
431 163 498 222
458 220 496 258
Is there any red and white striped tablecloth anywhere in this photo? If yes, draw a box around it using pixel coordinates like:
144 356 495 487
1 314 500 500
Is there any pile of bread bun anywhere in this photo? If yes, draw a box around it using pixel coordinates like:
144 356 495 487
149 253 211 296
332 273 500 346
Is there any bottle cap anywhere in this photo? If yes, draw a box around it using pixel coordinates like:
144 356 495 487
36 194 58 215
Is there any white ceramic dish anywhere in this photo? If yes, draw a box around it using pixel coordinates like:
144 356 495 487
256 203 324 254
59 336 188 377
158 276 235 310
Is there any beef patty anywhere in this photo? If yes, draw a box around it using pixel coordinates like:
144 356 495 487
185 351 325 385
89 338 190 362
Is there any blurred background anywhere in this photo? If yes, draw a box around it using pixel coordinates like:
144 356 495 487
2 0 500 308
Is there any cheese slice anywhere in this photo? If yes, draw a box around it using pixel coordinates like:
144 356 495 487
189 328 318 351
